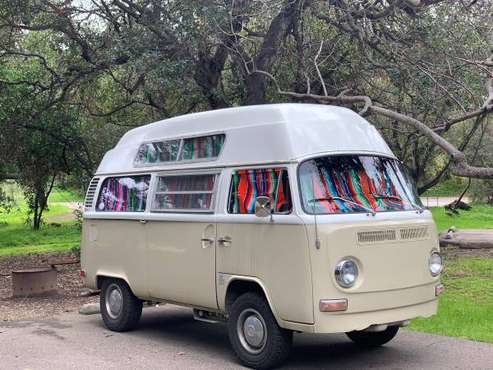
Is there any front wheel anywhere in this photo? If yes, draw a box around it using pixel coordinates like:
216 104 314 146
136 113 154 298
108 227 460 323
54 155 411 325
346 325 399 347
100 279 142 332
228 292 292 369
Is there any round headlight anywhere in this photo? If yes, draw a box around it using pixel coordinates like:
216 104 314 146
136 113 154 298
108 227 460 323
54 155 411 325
335 259 359 288
429 252 443 276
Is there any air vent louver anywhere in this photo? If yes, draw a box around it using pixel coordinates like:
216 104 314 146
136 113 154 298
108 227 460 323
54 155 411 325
358 230 396 243
84 177 100 210
358 226 430 244
400 227 429 240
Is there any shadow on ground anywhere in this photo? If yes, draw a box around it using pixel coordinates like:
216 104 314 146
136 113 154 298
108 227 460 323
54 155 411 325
88 306 417 369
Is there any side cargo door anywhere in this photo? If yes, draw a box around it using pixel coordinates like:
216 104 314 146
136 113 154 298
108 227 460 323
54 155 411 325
146 171 219 309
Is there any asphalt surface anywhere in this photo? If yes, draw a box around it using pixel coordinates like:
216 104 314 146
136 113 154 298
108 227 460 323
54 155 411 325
419 196 470 208
1 305 492 370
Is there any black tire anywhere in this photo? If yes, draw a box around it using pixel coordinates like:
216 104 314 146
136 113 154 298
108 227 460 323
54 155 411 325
228 292 292 369
346 325 399 347
100 278 142 332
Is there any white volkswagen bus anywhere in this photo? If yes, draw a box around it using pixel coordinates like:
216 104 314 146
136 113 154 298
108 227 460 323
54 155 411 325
81 104 443 369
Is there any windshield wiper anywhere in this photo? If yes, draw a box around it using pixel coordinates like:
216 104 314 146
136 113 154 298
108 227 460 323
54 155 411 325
410 201 425 213
373 193 424 213
372 193 402 201
309 197 376 216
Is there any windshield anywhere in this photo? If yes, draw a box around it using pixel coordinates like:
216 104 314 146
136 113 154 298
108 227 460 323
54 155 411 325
299 155 422 214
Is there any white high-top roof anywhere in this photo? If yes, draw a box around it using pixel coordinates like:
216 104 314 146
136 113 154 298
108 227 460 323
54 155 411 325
96 103 395 175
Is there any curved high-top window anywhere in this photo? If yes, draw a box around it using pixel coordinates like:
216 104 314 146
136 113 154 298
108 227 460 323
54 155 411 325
135 134 225 166
299 155 422 214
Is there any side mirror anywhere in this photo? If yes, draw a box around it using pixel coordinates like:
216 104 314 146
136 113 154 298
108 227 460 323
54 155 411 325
254 196 274 218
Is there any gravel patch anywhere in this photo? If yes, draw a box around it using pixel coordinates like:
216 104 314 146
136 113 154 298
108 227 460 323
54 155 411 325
0 252 98 321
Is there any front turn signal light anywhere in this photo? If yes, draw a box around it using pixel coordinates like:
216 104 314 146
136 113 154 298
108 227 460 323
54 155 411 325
319 299 348 312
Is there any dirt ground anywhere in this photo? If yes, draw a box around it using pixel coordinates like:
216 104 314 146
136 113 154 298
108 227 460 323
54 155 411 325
46 202 81 223
441 245 493 258
0 251 97 321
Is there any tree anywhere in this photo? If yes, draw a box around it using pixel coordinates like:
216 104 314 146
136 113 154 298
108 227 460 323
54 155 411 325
0 0 491 201
0 30 89 228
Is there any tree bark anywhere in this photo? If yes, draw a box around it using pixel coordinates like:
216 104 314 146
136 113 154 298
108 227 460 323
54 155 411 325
245 0 311 104
194 45 230 109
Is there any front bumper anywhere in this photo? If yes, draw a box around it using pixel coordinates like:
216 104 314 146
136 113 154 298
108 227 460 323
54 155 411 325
312 282 439 333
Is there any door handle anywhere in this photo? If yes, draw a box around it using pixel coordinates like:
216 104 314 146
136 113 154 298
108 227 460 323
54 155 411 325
200 238 214 248
217 236 232 247
139 220 147 224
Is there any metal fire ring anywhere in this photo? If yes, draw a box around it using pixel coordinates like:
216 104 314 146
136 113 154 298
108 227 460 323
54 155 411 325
11 267 58 298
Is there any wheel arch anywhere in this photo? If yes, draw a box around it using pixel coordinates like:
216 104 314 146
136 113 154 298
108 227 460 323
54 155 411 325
223 276 281 325
96 272 130 290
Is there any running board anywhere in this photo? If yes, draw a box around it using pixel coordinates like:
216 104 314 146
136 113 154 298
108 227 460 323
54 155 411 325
193 309 227 324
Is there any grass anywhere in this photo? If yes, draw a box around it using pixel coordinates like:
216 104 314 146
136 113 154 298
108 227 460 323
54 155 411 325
1 181 83 203
48 187 83 202
416 205 493 343
423 177 467 197
410 257 493 343
0 187 81 257
430 204 493 232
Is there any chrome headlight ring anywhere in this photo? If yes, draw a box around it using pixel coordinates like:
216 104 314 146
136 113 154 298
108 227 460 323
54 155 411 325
335 258 359 288
429 251 443 277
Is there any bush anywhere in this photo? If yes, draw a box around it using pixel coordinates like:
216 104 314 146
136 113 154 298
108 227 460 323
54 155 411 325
73 206 83 230
0 187 15 214
470 179 493 204
70 244 81 259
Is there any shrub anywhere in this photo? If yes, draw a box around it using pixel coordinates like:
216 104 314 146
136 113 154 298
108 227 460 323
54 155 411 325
470 180 493 205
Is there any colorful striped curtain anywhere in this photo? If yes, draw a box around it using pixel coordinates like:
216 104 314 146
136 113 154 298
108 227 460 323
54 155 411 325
229 168 291 214
181 134 225 161
299 156 413 214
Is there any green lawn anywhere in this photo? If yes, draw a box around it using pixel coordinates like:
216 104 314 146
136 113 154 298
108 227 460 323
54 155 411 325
415 205 493 343
47 187 83 202
0 188 81 257
430 204 493 232
422 177 467 197
410 257 493 343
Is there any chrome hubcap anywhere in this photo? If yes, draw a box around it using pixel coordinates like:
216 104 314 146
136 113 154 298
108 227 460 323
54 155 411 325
105 284 123 319
237 309 267 354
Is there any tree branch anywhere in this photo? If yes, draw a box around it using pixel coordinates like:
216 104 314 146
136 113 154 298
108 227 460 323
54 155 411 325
252 67 493 179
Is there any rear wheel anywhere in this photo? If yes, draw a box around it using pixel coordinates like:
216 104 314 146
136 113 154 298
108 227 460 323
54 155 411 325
346 325 399 347
228 292 292 369
100 279 142 332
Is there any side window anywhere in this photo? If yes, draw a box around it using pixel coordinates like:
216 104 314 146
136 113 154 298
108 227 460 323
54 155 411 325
228 168 292 214
96 175 150 212
152 173 216 212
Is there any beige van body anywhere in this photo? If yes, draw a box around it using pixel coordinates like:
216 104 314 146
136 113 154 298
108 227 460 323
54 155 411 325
81 104 442 344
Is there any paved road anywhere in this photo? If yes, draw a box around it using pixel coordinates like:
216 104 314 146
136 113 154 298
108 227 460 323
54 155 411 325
1 305 492 369
420 196 470 208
